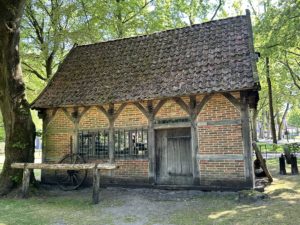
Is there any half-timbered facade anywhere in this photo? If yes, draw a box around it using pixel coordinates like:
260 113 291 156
32 11 259 190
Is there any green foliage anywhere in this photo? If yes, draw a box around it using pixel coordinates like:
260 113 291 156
250 0 300 138
288 108 300 127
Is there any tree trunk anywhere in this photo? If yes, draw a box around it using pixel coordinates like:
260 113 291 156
266 57 277 144
266 111 270 139
278 103 290 141
252 107 259 141
259 110 265 139
276 110 281 140
0 0 36 195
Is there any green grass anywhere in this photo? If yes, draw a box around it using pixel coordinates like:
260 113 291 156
168 159 300 225
257 142 284 153
0 159 300 224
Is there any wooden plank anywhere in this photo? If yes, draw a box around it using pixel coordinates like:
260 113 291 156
196 154 244 160
12 163 96 170
12 163 117 170
252 142 273 183
22 168 30 198
92 166 101 204
197 119 242 126
153 122 191 129
97 164 118 170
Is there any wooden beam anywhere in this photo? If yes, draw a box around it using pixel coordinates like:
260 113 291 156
222 93 241 111
189 95 201 185
195 94 213 116
147 100 153 113
113 103 127 120
97 105 110 119
44 108 58 131
11 163 117 170
252 142 273 183
92 166 101 204
62 108 76 124
173 97 190 115
21 168 30 198
133 102 150 119
240 91 255 187
108 104 115 163
153 99 167 116
78 106 90 121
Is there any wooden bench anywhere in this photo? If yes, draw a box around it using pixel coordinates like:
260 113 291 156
11 163 117 204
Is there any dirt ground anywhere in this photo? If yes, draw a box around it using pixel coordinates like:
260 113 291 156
42 186 219 225
1 159 300 225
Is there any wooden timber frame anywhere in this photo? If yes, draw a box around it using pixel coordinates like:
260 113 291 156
39 90 256 188
11 163 117 204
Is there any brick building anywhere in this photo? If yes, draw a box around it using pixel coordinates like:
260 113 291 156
32 11 259 190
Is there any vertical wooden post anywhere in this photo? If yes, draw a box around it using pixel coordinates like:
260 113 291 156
189 96 200 185
241 92 254 187
22 166 30 198
279 154 287 175
148 115 155 184
108 103 115 163
147 101 155 184
92 166 101 204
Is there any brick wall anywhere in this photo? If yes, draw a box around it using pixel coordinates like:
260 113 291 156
42 92 250 188
79 106 109 129
43 109 74 162
197 93 247 187
155 99 189 119
114 103 148 127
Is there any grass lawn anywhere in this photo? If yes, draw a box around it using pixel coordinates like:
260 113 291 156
0 159 300 225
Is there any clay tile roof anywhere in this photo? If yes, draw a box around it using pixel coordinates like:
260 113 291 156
31 12 259 109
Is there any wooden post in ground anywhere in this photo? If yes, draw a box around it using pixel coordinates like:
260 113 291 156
92 166 101 204
21 166 30 198
279 154 287 175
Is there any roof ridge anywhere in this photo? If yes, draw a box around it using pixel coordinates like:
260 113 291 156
76 14 247 48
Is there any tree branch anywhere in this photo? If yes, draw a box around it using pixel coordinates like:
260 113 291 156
122 0 154 24
210 0 222 21
279 60 300 90
23 62 47 81
286 50 300 57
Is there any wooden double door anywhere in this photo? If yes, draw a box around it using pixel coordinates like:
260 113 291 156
155 128 193 185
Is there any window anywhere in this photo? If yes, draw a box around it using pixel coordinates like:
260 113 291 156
114 128 148 158
78 130 109 159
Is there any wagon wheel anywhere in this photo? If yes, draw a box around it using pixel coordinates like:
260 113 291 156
55 153 87 191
